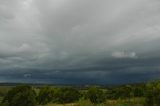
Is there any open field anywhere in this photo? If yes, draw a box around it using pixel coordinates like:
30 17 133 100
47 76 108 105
44 98 145 106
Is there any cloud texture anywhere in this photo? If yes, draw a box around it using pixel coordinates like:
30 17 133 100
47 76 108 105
1 0 160 84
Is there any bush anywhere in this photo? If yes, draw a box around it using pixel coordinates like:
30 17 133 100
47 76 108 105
133 87 144 97
37 86 55 105
145 81 160 106
55 87 80 103
0 87 11 97
78 98 94 106
87 86 106 103
1 85 37 106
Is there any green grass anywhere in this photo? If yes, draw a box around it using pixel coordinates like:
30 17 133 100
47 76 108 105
0 86 11 96
106 97 145 106
43 97 145 106
45 103 77 106
0 96 3 104
0 86 12 105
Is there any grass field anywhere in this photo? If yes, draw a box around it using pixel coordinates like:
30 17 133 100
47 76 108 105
45 103 77 106
43 97 145 106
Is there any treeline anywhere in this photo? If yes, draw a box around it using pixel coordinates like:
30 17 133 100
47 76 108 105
1 80 160 106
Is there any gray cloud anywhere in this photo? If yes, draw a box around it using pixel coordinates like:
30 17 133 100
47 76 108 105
0 0 160 84
112 51 138 59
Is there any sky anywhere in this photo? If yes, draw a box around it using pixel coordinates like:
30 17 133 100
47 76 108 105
0 0 160 85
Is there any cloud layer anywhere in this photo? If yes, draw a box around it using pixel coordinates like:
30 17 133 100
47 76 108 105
1 0 160 84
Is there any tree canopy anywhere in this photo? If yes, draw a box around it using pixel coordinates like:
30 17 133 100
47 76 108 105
2 85 37 106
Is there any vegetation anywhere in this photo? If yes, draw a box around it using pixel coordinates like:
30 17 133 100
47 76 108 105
144 81 160 106
0 80 160 106
54 87 80 103
37 86 54 105
1 85 37 106
87 86 105 103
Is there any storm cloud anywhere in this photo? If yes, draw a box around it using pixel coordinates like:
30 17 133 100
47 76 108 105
0 0 160 84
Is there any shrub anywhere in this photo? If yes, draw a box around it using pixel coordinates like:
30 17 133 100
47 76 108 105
87 86 106 103
145 81 160 106
78 98 94 106
37 86 54 105
0 87 11 97
133 87 144 97
55 87 80 103
1 85 37 106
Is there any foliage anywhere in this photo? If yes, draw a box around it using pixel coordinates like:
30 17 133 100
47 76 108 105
144 81 160 106
87 86 106 103
1 80 160 106
133 86 144 97
1 85 37 106
77 98 94 106
106 84 145 99
0 87 11 97
37 86 55 105
55 87 80 103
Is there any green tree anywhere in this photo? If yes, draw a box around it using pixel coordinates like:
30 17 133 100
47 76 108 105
37 86 55 105
87 86 106 103
56 87 80 103
1 85 37 106
133 87 144 97
145 81 160 106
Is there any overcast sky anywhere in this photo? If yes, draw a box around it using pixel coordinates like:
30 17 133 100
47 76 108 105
0 0 160 84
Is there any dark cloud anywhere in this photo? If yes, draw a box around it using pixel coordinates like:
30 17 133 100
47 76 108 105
0 0 160 84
